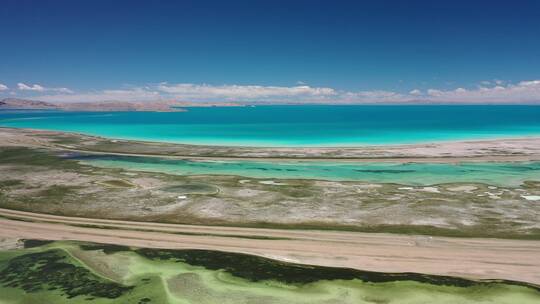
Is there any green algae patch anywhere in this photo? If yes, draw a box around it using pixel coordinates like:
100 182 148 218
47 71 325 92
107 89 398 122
22 239 55 248
0 241 539 304
0 147 81 170
96 180 135 188
134 247 537 289
0 249 132 299
79 243 132 254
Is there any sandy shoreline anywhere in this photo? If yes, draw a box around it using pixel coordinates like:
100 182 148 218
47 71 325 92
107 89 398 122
1 208 539 286
3 127 540 162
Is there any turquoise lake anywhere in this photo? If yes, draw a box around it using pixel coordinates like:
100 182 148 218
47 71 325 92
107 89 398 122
2 105 540 146
71 154 540 186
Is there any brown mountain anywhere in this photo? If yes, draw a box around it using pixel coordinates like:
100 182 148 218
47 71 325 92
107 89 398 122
0 98 59 109
0 98 186 112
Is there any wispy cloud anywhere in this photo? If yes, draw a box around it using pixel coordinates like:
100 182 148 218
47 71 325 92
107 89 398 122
0 84 8 91
17 83 44 91
409 89 422 96
17 82 73 93
156 83 336 100
339 90 409 103
35 88 161 103
14 79 540 104
421 80 540 103
480 79 506 87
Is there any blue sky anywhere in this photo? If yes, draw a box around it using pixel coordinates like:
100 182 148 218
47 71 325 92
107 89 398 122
1 0 540 103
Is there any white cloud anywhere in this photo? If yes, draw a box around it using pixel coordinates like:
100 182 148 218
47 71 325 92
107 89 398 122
156 83 336 100
36 87 161 103
481 79 506 87
518 80 540 87
18 83 45 91
427 89 443 96
55 87 74 93
423 80 540 103
340 90 409 103
0 84 8 91
17 82 73 93
23 79 540 104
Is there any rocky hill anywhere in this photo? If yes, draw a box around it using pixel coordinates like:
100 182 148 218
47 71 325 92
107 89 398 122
0 98 59 109
0 98 186 112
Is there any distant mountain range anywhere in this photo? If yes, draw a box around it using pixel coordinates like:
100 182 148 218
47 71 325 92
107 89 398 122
0 98 59 110
5 98 501 110
0 98 193 112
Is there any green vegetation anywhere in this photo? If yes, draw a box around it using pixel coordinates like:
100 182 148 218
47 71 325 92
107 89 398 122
36 185 80 200
135 247 496 287
0 249 132 299
0 147 81 170
0 241 538 304
0 179 23 188
79 244 131 254
22 239 55 248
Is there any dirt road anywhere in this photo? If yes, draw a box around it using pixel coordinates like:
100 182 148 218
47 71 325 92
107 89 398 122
1 208 539 285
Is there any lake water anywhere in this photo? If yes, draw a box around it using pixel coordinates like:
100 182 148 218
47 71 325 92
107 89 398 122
2 105 540 146
70 154 540 186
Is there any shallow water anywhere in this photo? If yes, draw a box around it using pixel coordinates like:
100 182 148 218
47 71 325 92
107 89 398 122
72 154 540 186
2 105 540 146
